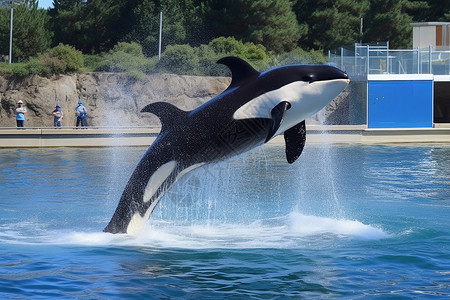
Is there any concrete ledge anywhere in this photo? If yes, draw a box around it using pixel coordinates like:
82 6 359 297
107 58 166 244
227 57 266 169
304 125 450 144
0 125 449 148
0 127 160 147
361 127 450 144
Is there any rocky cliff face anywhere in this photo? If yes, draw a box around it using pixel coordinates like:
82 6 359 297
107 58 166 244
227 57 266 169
0 72 350 128
0 73 231 128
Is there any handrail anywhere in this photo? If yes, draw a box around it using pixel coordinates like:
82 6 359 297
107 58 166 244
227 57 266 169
329 43 450 76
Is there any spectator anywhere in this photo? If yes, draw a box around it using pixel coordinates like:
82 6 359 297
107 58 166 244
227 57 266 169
52 104 63 127
75 99 88 127
16 100 26 127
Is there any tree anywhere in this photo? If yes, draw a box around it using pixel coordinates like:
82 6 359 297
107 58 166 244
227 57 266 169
79 0 122 53
124 0 208 57
207 0 303 53
0 9 9 58
0 0 52 62
50 0 122 54
52 0 79 11
245 0 305 53
294 0 370 50
124 0 159 56
408 0 449 22
50 1 87 51
363 0 417 48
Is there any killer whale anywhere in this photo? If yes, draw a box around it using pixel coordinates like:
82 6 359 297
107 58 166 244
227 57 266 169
104 56 349 234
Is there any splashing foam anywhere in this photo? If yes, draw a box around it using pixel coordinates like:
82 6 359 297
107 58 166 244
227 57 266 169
0 211 388 248
287 211 389 240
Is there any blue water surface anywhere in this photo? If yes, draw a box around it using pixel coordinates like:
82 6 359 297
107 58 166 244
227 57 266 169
0 143 449 299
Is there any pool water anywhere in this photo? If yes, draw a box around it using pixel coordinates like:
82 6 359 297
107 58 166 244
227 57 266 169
0 144 449 298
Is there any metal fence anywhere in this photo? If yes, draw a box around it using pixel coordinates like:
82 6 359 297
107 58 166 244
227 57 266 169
329 42 450 76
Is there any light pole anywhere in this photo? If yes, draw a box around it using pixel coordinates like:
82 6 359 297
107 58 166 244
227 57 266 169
0 0 25 63
9 1 13 64
158 11 162 60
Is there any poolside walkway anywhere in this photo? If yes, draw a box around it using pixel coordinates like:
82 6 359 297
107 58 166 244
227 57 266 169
0 125 449 148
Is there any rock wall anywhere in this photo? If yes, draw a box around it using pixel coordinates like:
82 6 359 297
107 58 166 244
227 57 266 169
0 73 231 128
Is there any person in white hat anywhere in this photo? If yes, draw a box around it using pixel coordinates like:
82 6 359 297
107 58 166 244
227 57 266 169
15 100 26 127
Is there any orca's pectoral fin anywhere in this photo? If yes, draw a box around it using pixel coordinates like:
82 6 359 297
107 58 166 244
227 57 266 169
284 120 306 164
141 102 188 131
265 101 291 143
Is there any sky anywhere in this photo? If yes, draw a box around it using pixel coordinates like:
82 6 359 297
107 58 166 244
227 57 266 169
38 0 53 9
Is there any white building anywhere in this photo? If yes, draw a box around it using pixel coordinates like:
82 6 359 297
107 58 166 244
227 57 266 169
411 22 450 49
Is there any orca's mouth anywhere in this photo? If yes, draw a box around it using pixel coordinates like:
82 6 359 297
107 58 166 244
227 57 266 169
308 73 349 84
299 65 349 84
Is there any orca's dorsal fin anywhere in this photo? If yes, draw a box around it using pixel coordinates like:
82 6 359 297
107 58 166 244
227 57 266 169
265 101 291 143
284 120 306 164
217 56 260 89
141 102 188 131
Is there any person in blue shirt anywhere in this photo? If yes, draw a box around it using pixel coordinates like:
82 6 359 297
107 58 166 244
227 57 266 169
52 104 63 127
75 99 88 127
15 100 26 127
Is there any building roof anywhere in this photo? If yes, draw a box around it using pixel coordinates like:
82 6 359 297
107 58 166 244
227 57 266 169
410 22 450 27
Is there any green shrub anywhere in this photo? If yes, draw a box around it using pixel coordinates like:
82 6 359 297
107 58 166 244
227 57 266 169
83 54 106 72
107 42 148 73
0 62 14 75
126 69 146 81
112 42 144 57
108 51 147 72
42 56 67 75
205 37 270 73
16 55 67 77
208 37 268 62
0 39 328 78
274 48 326 66
196 44 222 76
156 44 200 75
90 42 156 80
46 43 84 72
10 63 30 77
25 57 51 77
8 44 84 77
156 39 270 76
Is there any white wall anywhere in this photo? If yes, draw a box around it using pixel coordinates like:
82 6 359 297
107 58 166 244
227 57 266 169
413 26 436 48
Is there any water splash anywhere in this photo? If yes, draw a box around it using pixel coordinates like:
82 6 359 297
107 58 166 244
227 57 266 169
0 211 389 249
287 211 388 240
